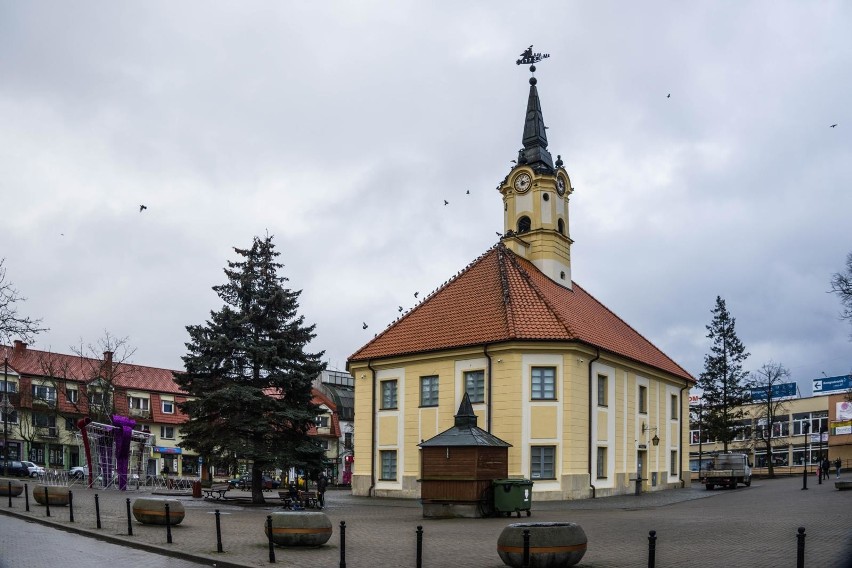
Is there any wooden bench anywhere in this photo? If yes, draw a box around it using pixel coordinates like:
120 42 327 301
202 483 231 500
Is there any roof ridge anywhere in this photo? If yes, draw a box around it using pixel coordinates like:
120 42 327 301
500 247 579 339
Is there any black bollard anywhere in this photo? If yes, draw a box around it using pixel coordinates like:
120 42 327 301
339 521 346 568
165 503 172 544
126 498 133 536
802 463 808 490
44 487 50 517
648 530 657 568
796 527 806 568
267 515 275 563
95 494 101 529
215 509 223 553
7 481 12 508
522 529 531 568
69 490 74 523
24 483 29 512
416 525 423 568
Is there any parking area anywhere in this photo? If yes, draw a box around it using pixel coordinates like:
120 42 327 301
1 474 850 567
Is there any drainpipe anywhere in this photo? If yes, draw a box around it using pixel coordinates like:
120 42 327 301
484 344 493 432
679 380 690 487
587 347 601 498
368 360 377 498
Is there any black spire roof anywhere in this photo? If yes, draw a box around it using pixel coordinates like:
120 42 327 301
518 73 554 174
418 393 512 448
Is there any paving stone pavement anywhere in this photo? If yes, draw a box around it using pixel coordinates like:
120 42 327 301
1 475 851 567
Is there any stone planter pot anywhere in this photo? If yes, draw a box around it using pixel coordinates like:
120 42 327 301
497 522 587 568
32 485 71 506
265 511 332 547
0 478 24 497
132 498 185 525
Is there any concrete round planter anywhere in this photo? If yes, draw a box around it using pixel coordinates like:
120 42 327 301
0 478 24 497
32 485 71 506
265 511 332 547
497 522 587 568
132 498 185 525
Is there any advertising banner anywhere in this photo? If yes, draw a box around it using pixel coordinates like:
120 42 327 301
837 401 852 421
813 375 852 395
750 382 798 401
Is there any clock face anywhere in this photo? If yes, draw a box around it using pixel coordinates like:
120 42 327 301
556 177 566 196
514 173 531 193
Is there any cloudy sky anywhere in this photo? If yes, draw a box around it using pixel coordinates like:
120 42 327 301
1 2 850 395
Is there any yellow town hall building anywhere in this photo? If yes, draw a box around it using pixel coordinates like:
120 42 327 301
348 65 695 500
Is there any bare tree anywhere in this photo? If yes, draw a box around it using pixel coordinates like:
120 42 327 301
831 252 852 329
749 361 792 478
0 258 47 345
70 332 138 424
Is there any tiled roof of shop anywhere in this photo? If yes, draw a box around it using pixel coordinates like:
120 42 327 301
348 244 693 382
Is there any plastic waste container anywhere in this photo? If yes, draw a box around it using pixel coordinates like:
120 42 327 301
493 478 533 517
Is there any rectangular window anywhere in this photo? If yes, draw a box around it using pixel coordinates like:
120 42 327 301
65 417 76 431
89 392 104 406
32 413 56 428
381 380 398 410
0 381 17 393
638 385 648 414
531 367 556 400
160 426 175 440
596 447 607 479
48 447 64 466
530 446 556 479
344 432 353 449
315 439 329 450
315 415 330 428
670 451 678 475
670 394 679 419
420 375 439 407
66 388 78 404
380 450 397 480
464 370 485 403
597 374 608 407
0 409 17 425
128 396 150 410
31 384 57 404
162 400 175 414
30 444 44 464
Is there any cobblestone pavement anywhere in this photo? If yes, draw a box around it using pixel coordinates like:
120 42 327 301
1 475 850 567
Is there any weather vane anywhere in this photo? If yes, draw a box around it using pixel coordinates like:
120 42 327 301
516 45 550 69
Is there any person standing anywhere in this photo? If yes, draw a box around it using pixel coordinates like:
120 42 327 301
822 457 831 481
835 457 842 478
317 473 328 509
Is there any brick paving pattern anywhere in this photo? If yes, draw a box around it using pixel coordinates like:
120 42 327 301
1 475 850 567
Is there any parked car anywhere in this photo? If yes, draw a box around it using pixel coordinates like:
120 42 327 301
22 461 45 478
1 460 30 477
228 474 280 491
69 466 89 479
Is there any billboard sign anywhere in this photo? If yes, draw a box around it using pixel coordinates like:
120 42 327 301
812 375 852 396
837 401 852 421
749 382 798 401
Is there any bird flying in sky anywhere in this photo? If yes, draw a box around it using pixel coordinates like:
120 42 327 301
362 322 368 330
139 205 147 212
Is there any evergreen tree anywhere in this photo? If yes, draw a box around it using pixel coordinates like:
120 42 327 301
698 296 751 452
175 235 326 503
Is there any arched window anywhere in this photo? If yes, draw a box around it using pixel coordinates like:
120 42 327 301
517 216 531 234
557 218 565 235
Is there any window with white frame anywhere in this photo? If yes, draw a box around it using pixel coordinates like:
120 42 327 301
32 384 57 404
1 381 18 393
420 375 439 407
380 450 397 480
596 447 607 479
315 415 330 428
128 396 150 411
66 388 78 404
531 367 556 400
160 426 175 440
89 391 105 406
0 408 18 425
464 370 485 403
162 399 175 414
381 380 398 410
530 445 556 479
597 375 608 407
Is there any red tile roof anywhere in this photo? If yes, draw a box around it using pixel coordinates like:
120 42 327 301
348 244 694 382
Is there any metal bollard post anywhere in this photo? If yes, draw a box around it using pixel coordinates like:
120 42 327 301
44 487 50 517
7 481 12 508
416 525 423 568
126 498 133 536
796 527 806 568
165 503 172 544
69 490 74 523
215 509 223 553
522 529 531 568
24 483 29 512
267 515 276 563
648 530 657 568
95 494 101 529
339 521 346 568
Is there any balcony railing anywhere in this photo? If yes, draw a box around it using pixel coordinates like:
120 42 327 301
129 408 151 419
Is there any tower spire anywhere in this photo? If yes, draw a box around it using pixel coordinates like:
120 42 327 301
516 47 554 173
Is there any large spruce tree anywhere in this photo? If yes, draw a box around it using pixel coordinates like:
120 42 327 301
175 235 326 503
698 296 751 452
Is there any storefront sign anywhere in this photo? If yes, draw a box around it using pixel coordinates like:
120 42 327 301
153 446 182 454
838 401 852 421
812 375 852 395
833 420 852 436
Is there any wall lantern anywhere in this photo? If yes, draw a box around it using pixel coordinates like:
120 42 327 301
642 422 660 447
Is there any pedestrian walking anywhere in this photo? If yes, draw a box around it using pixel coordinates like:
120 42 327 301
317 472 328 508
835 457 842 478
822 458 830 481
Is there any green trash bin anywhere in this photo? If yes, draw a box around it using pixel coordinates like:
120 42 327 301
492 478 533 517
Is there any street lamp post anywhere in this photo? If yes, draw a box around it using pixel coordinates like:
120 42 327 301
2 356 10 477
801 422 810 490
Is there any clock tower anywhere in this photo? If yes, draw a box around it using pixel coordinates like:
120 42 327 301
498 62 573 287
